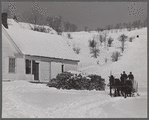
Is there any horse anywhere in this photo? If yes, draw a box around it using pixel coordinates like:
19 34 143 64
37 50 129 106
109 75 137 98
122 80 133 98
109 76 121 97
113 78 121 96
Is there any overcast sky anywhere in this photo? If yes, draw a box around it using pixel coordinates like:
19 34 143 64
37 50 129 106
2 1 147 30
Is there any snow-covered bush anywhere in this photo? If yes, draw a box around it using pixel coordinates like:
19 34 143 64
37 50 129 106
107 37 114 47
47 72 106 91
31 26 47 33
13 15 18 22
129 36 135 42
67 33 73 39
56 29 62 35
105 58 108 63
89 39 96 48
111 51 120 62
73 46 81 54
88 74 106 90
97 60 99 65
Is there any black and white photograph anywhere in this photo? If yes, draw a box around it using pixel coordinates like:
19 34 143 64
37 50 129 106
1 0 147 118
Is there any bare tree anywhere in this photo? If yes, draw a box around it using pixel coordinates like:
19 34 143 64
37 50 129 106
63 21 70 32
97 27 100 33
143 17 147 27
97 27 104 33
46 16 54 27
106 25 111 33
127 22 132 31
118 34 128 53
110 24 114 33
118 23 121 31
99 34 104 46
63 21 77 32
136 20 141 29
132 21 137 30
53 16 62 32
114 24 119 32
103 33 107 49
107 37 114 47
89 39 100 58
22 7 44 30
84 26 88 32
70 24 78 32
123 23 127 31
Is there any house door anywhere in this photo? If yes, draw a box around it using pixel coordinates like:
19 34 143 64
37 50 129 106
32 61 39 80
34 63 39 80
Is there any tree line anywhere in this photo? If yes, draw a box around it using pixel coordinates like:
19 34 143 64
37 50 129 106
3 6 78 34
23 8 78 34
3 5 147 34
96 18 147 33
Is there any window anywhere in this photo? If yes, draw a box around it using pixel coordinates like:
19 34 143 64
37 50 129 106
9 58 15 73
26 59 31 74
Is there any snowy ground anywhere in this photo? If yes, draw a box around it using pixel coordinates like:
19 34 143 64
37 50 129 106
2 80 147 118
2 24 147 118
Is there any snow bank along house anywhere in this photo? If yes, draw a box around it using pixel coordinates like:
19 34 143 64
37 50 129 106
2 13 79 82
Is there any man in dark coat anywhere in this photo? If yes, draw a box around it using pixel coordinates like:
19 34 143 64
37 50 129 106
128 72 134 80
128 72 134 84
109 75 115 85
121 71 127 84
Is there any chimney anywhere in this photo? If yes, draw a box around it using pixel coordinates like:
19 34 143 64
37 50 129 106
2 13 8 29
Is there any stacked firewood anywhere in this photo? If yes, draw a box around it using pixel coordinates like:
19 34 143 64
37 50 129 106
47 72 106 91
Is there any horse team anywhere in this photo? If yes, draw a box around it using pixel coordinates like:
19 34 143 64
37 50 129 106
108 71 138 98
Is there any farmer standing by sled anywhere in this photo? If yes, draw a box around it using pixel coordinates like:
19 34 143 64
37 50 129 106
121 71 127 84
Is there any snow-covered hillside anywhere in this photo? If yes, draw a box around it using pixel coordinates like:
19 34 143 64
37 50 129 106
62 28 147 88
62 29 138 68
7 19 57 35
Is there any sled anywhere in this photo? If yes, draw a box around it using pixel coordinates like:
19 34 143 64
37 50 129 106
108 80 138 98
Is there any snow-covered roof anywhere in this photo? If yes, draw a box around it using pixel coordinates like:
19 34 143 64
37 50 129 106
3 20 79 61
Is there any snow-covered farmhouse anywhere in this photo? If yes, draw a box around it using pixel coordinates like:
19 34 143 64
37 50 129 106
2 13 79 82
